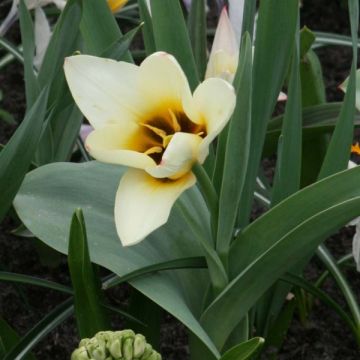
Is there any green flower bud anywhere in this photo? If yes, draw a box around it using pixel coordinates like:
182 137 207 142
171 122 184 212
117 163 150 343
123 337 134 360
133 334 146 357
71 346 90 360
72 330 162 360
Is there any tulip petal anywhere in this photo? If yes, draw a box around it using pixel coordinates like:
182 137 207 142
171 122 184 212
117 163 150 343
146 132 202 179
205 7 239 81
64 55 145 129
86 125 156 169
139 52 192 112
115 169 196 246
184 77 236 163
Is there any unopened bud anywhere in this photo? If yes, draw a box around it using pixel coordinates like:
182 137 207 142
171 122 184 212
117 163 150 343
72 330 162 360
71 346 90 360
133 334 146 357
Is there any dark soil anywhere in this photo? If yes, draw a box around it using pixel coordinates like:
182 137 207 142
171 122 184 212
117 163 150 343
1 0 360 359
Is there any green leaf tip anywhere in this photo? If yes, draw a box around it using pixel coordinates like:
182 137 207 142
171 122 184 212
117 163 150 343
71 330 162 360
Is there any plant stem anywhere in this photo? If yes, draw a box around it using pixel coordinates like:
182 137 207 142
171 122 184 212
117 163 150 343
175 199 228 296
192 163 219 240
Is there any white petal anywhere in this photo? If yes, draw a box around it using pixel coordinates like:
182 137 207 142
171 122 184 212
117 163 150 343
206 7 239 81
278 91 287 102
64 55 145 129
183 77 236 163
353 222 360 272
229 0 245 43
86 125 155 169
34 7 51 70
115 169 196 246
139 52 192 112
340 69 360 112
146 132 202 179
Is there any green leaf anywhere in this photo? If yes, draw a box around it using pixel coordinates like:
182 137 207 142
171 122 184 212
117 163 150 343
68 208 110 338
14 161 219 358
0 37 24 64
0 272 72 294
3 299 73 360
220 337 264 360
216 33 252 259
101 23 143 61
0 88 48 222
201 165 360 350
313 31 360 49
138 0 155 55
237 0 299 227
151 0 199 90
0 317 36 360
18 0 40 109
37 0 82 91
188 0 207 79
300 26 315 58
272 26 302 205
318 0 358 179
281 273 359 343
300 49 326 107
80 0 132 62
35 0 83 165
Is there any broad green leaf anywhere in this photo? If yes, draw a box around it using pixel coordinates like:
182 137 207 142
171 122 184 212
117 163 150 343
237 0 298 227
80 0 132 62
272 27 302 205
0 317 36 360
14 161 219 358
318 0 358 179
3 299 73 360
201 165 360 350
216 33 252 258
151 0 199 90
19 0 40 109
220 337 264 360
188 0 207 79
138 0 156 55
68 208 110 338
0 88 48 222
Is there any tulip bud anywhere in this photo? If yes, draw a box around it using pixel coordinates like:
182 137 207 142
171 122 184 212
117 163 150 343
205 7 239 83
72 330 162 360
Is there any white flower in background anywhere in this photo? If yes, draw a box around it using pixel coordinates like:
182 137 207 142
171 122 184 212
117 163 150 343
228 0 245 44
0 0 66 36
340 69 360 111
347 160 360 272
64 52 236 246
343 70 360 272
33 7 52 70
205 7 239 83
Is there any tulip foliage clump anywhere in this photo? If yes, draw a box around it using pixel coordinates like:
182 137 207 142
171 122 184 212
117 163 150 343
0 0 360 359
